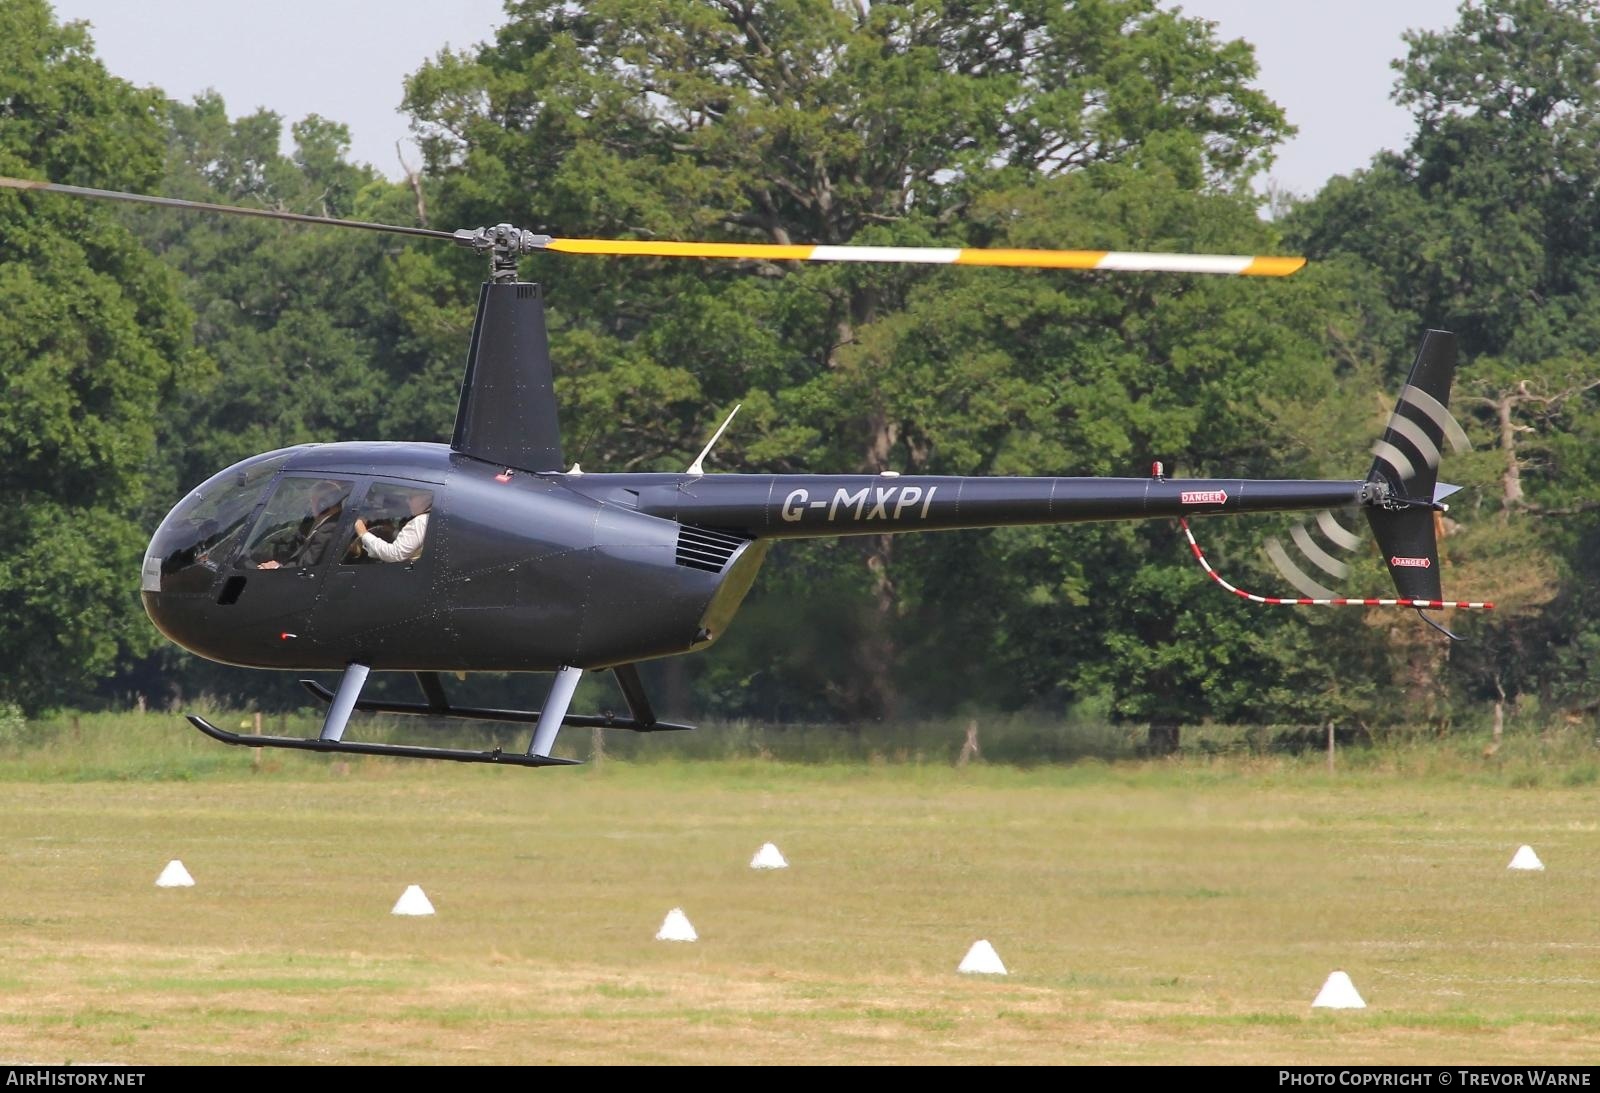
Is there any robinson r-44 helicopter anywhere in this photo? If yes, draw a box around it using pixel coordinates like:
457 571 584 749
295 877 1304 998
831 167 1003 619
0 176 1490 768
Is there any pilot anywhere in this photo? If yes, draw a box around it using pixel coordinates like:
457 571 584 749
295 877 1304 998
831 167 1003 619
354 490 431 563
258 482 345 570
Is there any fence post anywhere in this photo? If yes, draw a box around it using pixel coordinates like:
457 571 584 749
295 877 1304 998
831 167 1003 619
957 719 981 767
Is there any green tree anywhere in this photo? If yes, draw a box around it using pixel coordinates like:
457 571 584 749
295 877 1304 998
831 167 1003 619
135 94 437 496
0 0 203 712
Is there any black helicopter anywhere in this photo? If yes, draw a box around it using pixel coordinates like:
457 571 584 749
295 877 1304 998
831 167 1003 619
0 176 1488 768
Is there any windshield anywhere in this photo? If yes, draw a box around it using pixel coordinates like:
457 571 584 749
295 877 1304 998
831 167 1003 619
140 450 298 594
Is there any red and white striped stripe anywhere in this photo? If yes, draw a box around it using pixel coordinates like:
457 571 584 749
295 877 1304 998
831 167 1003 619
1178 519 1492 611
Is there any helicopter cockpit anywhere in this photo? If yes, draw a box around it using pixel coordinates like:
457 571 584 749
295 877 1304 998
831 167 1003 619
142 443 449 601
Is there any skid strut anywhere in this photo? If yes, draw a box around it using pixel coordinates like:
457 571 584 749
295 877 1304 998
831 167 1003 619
530 666 581 758
296 667 692 732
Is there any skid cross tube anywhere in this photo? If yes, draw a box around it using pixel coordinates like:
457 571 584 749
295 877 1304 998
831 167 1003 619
297 678 693 732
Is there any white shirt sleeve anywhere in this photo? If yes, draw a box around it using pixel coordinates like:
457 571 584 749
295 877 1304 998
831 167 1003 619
360 512 429 563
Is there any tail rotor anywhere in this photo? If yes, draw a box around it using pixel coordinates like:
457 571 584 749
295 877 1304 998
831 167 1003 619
1186 329 1492 630
1264 510 1362 599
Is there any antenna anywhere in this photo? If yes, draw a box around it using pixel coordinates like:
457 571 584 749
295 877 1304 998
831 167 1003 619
567 422 601 475
686 404 741 476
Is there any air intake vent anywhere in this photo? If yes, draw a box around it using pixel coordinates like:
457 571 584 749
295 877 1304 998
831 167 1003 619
676 525 747 573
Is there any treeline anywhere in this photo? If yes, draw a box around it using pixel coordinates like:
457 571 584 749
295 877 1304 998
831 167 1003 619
1 0 1596 734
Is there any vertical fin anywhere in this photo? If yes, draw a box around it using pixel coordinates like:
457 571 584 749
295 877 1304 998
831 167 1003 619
1366 507 1443 602
1364 330 1463 603
1366 330 1457 502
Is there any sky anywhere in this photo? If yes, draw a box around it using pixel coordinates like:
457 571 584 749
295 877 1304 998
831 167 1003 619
50 0 1466 199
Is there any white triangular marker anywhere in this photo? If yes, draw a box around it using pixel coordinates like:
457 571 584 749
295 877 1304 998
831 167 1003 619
1312 970 1366 1009
958 939 1007 975
655 907 698 942
155 860 194 888
1508 845 1545 871
391 884 435 916
750 842 789 869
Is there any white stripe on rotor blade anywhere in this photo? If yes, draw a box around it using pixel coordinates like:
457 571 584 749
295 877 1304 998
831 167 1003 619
1385 410 1443 469
1094 252 1254 274
807 246 961 264
1401 385 1471 452
1371 439 1417 482
1290 523 1352 578
1316 509 1363 551
1266 539 1339 600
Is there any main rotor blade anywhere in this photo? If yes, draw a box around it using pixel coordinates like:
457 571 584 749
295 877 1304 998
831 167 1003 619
0 175 456 242
1 175 1306 275
540 238 1306 276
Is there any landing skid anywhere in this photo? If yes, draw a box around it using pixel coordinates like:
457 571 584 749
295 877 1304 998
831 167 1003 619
186 715 580 767
184 663 690 769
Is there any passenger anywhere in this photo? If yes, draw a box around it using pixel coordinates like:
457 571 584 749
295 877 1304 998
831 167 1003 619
355 489 431 563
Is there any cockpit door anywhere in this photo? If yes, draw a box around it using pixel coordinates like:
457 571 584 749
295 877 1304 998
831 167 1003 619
211 475 357 640
308 479 439 665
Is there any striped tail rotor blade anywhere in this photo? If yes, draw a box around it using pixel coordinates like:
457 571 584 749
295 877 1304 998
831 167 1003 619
1385 411 1444 470
1274 515 1363 600
1371 438 1419 485
1316 510 1363 552
1265 538 1340 600
539 238 1306 276
1368 331 1461 495
1401 384 1472 454
1289 522 1352 579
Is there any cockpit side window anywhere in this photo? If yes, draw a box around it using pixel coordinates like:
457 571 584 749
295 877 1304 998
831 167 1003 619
242 478 354 571
344 484 433 566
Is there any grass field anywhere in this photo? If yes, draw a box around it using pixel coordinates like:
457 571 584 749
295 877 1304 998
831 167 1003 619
1 713 1598 1064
